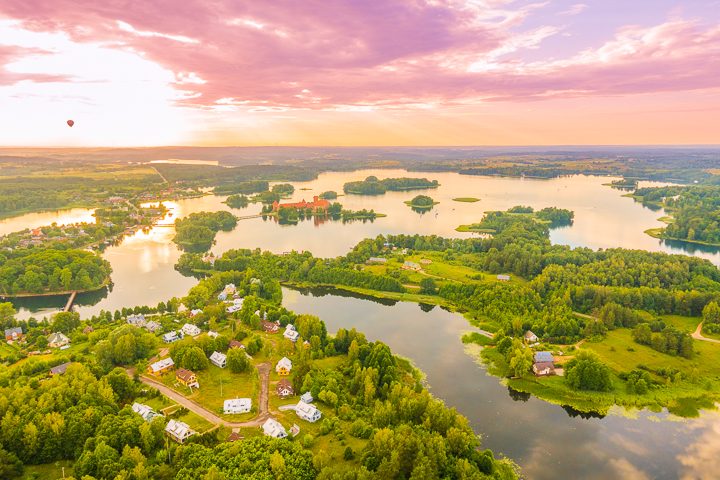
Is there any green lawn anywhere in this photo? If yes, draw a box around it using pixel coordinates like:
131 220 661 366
21 460 74 480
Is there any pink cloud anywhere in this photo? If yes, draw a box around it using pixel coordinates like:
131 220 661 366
1 1 719 110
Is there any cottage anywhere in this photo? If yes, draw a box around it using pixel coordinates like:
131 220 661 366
145 321 162 333
49 362 72 375
148 357 175 375
262 418 287 439
276 378 295 398
402 261 421 271
534 351 554 363
162 331 182 343
165 419 195 443
181 323 202 337
295 400 322 423
229 340 244 349
283 324 299 342
127 314 146 327
210 351 227 368
48 332 70 348
132 403 162 422
524 330 539 344
226 304 242 313
223 398 252 414
4 326 24 342
300 392 314 404
366 257 387 264
533 361 555 376
224 283 237 295
176 368 200 388
218 291 228 301
189 309 203 317
497 274 511 282
262 321 280 334
276 357 292 375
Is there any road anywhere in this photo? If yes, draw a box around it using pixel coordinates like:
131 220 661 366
136 361 273 427
692 322 720 344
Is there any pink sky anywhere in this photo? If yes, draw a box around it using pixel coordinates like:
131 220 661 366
0 0 719 146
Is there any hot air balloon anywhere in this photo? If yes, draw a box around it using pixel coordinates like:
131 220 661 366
67 120 74 127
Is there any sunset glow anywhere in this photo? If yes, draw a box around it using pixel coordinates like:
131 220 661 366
1 0 719 146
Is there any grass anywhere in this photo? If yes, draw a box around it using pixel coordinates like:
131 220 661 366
21 460 74 480
452 197 480 203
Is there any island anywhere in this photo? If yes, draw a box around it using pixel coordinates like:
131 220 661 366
456 206 574 233
404 195 439 211
319 191 338 200
173 211 238 252
453 197 480 203
343 176 439 195
259 197 385 225
224 194 249 209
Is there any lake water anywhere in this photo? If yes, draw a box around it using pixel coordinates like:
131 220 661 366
5 169 720 478
283 286 720 480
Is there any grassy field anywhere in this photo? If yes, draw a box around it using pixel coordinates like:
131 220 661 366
21 460 74 480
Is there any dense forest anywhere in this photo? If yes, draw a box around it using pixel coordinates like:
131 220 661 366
343 176 439 195
633 185 720 245
173 211 238 252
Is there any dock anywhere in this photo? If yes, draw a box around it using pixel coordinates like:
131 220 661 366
63 291 78 312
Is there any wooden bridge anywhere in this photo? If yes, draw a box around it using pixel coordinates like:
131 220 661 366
63 291 78 312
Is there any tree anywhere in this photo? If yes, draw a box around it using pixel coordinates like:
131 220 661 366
703 301 720 324
180 346 210 370
227 348 250 373
419 278 437 295
0 448 22 479
565 350 612 391
51 311 80 334
507 342 533 378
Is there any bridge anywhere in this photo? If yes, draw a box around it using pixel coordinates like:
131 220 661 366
63 291 78 312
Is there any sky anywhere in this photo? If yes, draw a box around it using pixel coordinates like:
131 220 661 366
0 0 719 147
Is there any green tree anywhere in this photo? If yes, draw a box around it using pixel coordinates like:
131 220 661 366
565 350 612 391
507 342 533 378
227 347 250 373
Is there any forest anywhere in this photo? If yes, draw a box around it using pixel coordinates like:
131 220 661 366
343 176 439 195
173 211 238 252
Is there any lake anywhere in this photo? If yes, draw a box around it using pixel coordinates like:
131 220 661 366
283 285 720 480
5 169 720 478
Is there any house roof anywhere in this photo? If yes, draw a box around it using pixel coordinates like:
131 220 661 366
176 368 196 382
295 400 320 418
277 379 294 394
5 327 22 336
227 432 243 442
48 332 69 343
229 340 244 349
149 357 175 372
534 361 555 371
132 402 162 422
224 398 251 411
50 362 72 375
534 351 554 363
210 351 227 364
276 357 292 371
166 419 193 438
262 418 287 437
524 330 537 339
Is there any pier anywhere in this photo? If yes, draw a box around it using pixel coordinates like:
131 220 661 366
63 291 78 312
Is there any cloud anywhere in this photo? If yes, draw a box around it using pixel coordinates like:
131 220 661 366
560 3 588 16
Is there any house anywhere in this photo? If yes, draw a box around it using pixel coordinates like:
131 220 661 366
276 357 292 375
497 274 511 281
218 291 228 301
148 357 175 375
229 340 244 349
132 402 162 422
82 325 94 335
181 323 202 337
210 351 227 368
276 379 295 398
402 261 421 271
48 332 70 348
4 326 24 342
533 361 555 376
226 304 242 313
524 331 539 344
165 419 195 443
295 400 322 423
289 424 301 437
49 362 72 375
177 304 188 314
283 324 299 342
223 398 252 414
145 321 162 333
227 432 243 442
271 196 330 212
163 331 182 343
534 351 554 363
366 257 387 264
189 309 203 317
262 418 287 439
224 283 237 295
208 330 219 338
127 314 146 327
262 321 280 334
300 392 314 404
176 368 200 388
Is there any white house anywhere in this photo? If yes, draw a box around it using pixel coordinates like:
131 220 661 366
300 392 314 403
48 332 70 348
218 291 228 301
524 330 539 344
210 351 227 368
127 314 146 327
295 400 322 423
262 418 287 439
132 403 162 422
144 321 162 333
226 304 242 313
497 274 511 281
283 324 299 342
148 357 175 375
276 357 293 375
208 330 219 339
181 323 202 337
162 331 182 343
189 309 203 317
165 419 195 443
224 398 252 414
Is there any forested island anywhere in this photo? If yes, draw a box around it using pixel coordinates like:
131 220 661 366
456 206 574 233
224 194 249 209
173 211 238 252
0 269 517 479
632 185 720 246
174 205 720 416
259 201 385 225
343 176 439 195
404 195 438 211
